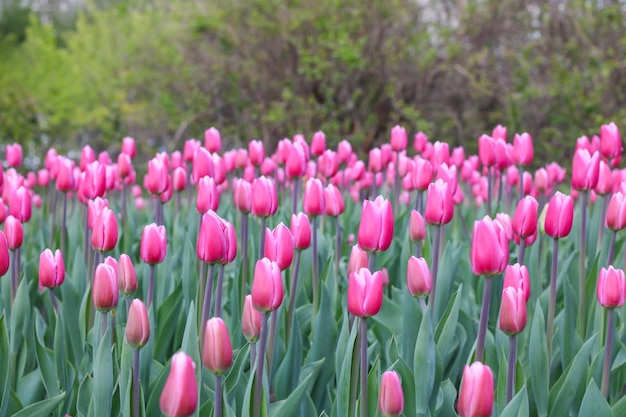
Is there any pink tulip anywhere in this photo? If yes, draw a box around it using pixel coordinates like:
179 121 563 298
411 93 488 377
159 352 198 417
249 140 265 166
202 317 233 375
369 148 383 173
413 132 429 153
183 139 201 163
503 263 530 302
471 216 509 276
204 127 222 153
140 224 167 265
233 178 252 214
197 211 227 264
499 287 527 335
0 231 7 277
512 196 538 239
126 299 150 348
545 191 574 239
572 149 600 191
407 256 432 297
411 157 433 190
451 146 465 168
91 207 118 252
311 131 326 156
191 147 214 185
290 213 311 250
87 197 109 230
478 135 497 167
357 196 394 252
337 140 352 164
4 215 22 250
251 258 284 312
431 141 450 168
607 192 626 231
424 179 454 225
409 210 426 242
9 185 32 223
303 178 326 217
492 124 507 141
196 176 219 213
457 362 494 417
251 176 278 218
39 249 65 288
146 156 170 195
118 254 137 295
92 263 118 312
595 161 613 195
242 294 263 342
318 150 339 178
324 184 344 217
264 223 294 271
347 245 369 276
348 267 383 317
390 125 407 152
513 132 534 166
285 143 307 178
121 137 136 158
597 266 626 309
172 167 187 192
378 371 404 416
5 143 22 168
600 122 622 160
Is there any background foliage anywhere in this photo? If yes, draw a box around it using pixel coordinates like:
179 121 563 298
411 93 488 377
1 0 626 161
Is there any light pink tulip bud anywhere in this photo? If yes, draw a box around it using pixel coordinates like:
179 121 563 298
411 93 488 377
172 167 187 192
471 216 509 276
140 224 167 265
251 176 278 218
9 185 32 223
600 122 622 160
324 184 344 217
57 157 78 192
348 267 383 317
183 139 201 163
413 132 429 153
499 286 527 335
513 132 534 166
492 124 507 141
39 248 65 288
204 127 222 153
286 142 307 178
5 143 22 168
126 298 150 348
597 266 626 309
264 223 294 271
248 140 265 166
409 210 426 242
357 196 394 252
457 362 494 417
607 192 626 231
146 156 170 195
91 207 118 252
196 176 219 213
337 140 352 164
503 263 530 302
197 211 227 264
290 213 311 250
379 371 404 416
121 137 136 158
92 263 118 312
233 178 252 214
478 135 496 167
118 254 137 295
304 178 326 217
572 149 600 191
424 179 453 225
191 147 214 185
595 161 613 195
407 256 431 298
202 317 233 375
242 294 262 342
159 352 198 417
251 258 284 312
544 192 574 239
512 196 538 239
311 131 326 156
4 215 22 250
390 125 407 152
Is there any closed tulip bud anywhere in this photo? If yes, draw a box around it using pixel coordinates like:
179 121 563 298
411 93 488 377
202 317 233 375
159 352 198 417
513 132 534 166
390 125 407 152
146 156 170 195
607 192 626 230
264 223 294 271
118 254 137 294
233 178 252 214
409 210 427 242
87 197 109 230
197 211 227 264
6 143 22 168
424 179 454 225
544 191 574 239
348 267 383 317
4 215 22 250
56 157 76 192
347 244 369 276
369 148 383 173
358 196 394 252
9 185 32 223
91 207 118 252
204 127 222 153
595 161 613 196
39 249 65 288
413 132 429 153
378 371 404 417
407 256 432 297
251 258 284 312
118 153 133 179
337 140 352 164
172 167 187 192
285 143 307 178
183 139 201 163
495 213 513 242
126 299 150 348
223 221 237 264
457 362 494 417
512 196 538 238
260 157 277 176
600 122 622 160
242 294 262 342
503 263 530 302
0 231 7 277
324 184 344 217
499 286 527 335
0 200 6 224
140 224 167 265
92 263 118 312
248 140 265 166
290 213 311 250
572 149 600 191
196 176 219 213
492 124 507 141
304 178 326 216
121 137 136 158
451 146 465 168
311 131 326 156
411 157 433 190
83 161 107 199
478 134 497 167
597 266 626 309
251 176 278 218
471 216 509 277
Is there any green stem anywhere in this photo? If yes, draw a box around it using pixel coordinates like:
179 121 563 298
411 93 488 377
253 312 269 417
607 230 617 267
487 166 492 217
602 309 614 398
132 348 140 417
429 225 441 317
506 334 517 404
200 263 215 352
359 317 369 417
266 309 278 386
579 191 588 336
475 277 492 363
213 264 225 318
312 216 319 313
215 374 223 417
147 264 155 309
518 240 526 266
286 250 301 347
259 217 267 261
547 238 559 363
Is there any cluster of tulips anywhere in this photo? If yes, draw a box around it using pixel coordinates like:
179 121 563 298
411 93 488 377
1 120 626 417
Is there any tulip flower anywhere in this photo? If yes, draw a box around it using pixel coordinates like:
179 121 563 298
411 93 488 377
286 142 307 179
513 132 534 166
424 179 453 226
204 127 222 153
5 143 22 168
242 295 262 343
197 211 227 264
572 149 600 191
9 185 32 223
126 298 150 349
202 317 233 375
409 210 426 243
600 122 621 161
251 176 278 218
39 248 65 289
500 286 527 336
91 207 118 253
407 256 432 302
304 178 326 217
378 371 404 417
0 231 9 278
159 352 198 417
324 184 344 217
512 195 538 266
233 178 252 214
118 253 137 296
251 258 284 312
544 192 574 239
606 192 626 231
457 362 494 417
93 263 118 313
121 136 136 158
264 223 294 271
83 161 107 199
290 213 311 250
348 267 383 318
310 131 326 156
4 215 22 251
248 140 265 166
140 223 167 308
357 196 394 253
146 156 170 195
503 263 530 303
390 125 407 152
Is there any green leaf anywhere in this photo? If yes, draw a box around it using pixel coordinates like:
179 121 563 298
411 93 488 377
269 359 323 417
389 359 416 417
500 386 529 417
12 391 66 417
93 327 113 417
435 284 462 365
334 313 359 417
35 324 60 397
180 302 200 417
414 307 436 416
0 315 11 417
528 299 549 417
579 380 613 417
438 379 458 417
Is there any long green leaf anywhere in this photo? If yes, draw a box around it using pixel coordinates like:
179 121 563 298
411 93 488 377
579 380 613 417
12 392 66 417
414 308 435 416
528 299 548 417
93 327 113 417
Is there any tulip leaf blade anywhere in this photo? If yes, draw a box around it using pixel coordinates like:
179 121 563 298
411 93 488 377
334 312 359 417
0 315 10 417
500 385 529 417
93 326 113 417
414 307 436 416
435 284 462 366
269 358 323 417
528 298 549 417
12 391 66 417
34 323 60 398
579 380 613 417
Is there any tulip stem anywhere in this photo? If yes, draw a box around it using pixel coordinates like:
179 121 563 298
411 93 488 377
415 242 422 259
266 309 278 386
497 169 504 208
312 216 320 314
419 297 427 313
214 264 225 318
286 250 302 347
253 312 269 417
132 348 140 417
547 238 559 363
215 374 223 417
335 217 342 285
579 191 588 337
83 204 89 265
10 249 16 308
487 167 492 217
49 289 59 316
250 342 257 372
506 334 517 404
602 309 614 398
259 217 266 261
368 251 375 272
394 151 400 215
101 312 108 337
200 263 216 352
349 320 360 417
608 230 617 267
519 166 524 200
241 212 249 312
359 317 368 417
414 190 424 214
61 192 68 256
518 240 526 266
292 178 301 214
147 264 155 309
121 183 127 223
598 194 609 247
198 261 206 333
475 277 492 363
429 225 441 318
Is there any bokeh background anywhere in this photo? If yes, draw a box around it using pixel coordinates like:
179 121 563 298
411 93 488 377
1 0 625 163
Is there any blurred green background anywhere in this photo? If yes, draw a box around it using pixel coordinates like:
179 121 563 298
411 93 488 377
1 0 625 162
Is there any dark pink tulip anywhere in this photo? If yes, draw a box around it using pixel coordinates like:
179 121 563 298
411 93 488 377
0 200 7 224
183 139 201 163
93 263 118 311
478 134 497 167
211 154 226 185
196 176 219 213
25 172 36 189
390 125 407 152
251 176 278 217
264 223 294 271
286 143 307 178
324 184 344 217
506 166 519 186
56 157 76 192
39 248 65 289
251 257 284 312
503 263 530 302
407 256 431 297
202 317 233 375
4 215 22 250
98 151 112 166
494 138 511 169
83 161 107 199
597 266 626 309
451 146 465 168
159 352 198 417
9 186 32 223
248 140 265 166
545 191 574 239
311 131 326 156
600 122 621 160
413 132 429 153
146 156 170 195
424 179 453 225
492 124 507 141
223 221 237 263
275 139 291 165
242 294 262 342
318 150 339 178
409 210 426 242
337 140 352 164
118 153 132 179
233 178 252 214
121 137 136 158
204 127 222 153
260 157 277 176
357 196 394 252
369 148 383 173
572 149 600 191
172 167 187 192
512 196 538 238
118 254 137 295
197 211 227 264
126 298 150 348
431 141 450 168
348 267 383 317
499 286 527 335
140 224 167 265
471 216 509 277
457 362 494 417
304 178 326 217
378 371 404 416
0 231 7 276
5 143 22 168
607 192 626 231
80 145 96 171
380 144 393 166
293 134 310 160
595 161 613 195
191 147 214 185
513 132 534 166
37 169 50 187
411 157 433 190
91 207 118 252
290 213 311 250
349 160 366 182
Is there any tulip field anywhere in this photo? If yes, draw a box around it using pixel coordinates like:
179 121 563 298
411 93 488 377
2 125 626 417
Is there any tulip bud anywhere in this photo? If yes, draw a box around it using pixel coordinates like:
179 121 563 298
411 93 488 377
159 352 198 417
607 192 626 231
183 139 201 163
251 258 284 312
0 231 7 277
478 135 497 167
126 298 150 348
290 212 311 250
304 178 326 217
544 191 574 239
324 184 344 217
91 207 118 252
499 286 527 335
471 216 509 277
83 161 107 199
121 137 136 158
233 178 252 214
242 294 262 342
409 210 427 242
512 196 538 238
204 127 222 153
390 125 407 152
146 156 170 195
337 140 352 164
172 167 187 192
378 370 404 416
196 176 219 213
4 215 22 250
407 256 431 296
92 263 118 312
572 149 600 191
202 317 233 375
424 179 454 225
285 143 307 178
348 267 383 317
118 254 137 295
347 245 369 276
197 211 227 264
513 132 534 166
311 131 326 156
5 143 22 168
357 196 394 252
600 122 621 160
248 140 265 166
251 176 278 218
457 362 494 417
9 185 32 223
264 223 294 271
39 249 65 289
503 263 530 302
597 266 626 309
140 224 167 265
